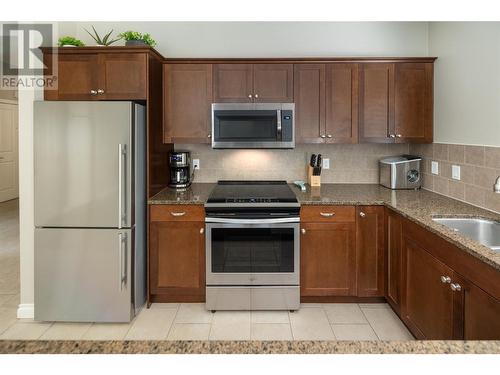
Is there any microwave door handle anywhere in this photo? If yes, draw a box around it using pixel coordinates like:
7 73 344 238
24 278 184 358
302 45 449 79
276 109 282 141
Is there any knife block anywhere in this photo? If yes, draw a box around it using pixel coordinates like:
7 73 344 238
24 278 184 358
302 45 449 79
307 165 321 187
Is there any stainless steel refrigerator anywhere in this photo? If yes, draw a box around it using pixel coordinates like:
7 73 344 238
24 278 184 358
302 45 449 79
33 101 146 322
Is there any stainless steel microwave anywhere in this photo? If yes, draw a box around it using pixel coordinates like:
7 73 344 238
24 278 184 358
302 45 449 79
211 103 295 149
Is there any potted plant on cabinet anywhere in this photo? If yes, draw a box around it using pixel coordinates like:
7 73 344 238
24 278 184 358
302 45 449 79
119 31 157 47
84 26 121 46
57 36 85 47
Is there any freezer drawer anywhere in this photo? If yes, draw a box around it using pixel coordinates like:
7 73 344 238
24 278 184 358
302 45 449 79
34 228 133 322
34 101 133 228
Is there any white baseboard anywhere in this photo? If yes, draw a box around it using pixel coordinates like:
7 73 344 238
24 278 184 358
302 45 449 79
17 303 34 319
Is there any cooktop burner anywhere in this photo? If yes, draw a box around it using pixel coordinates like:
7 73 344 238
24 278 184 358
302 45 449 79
206 180 299 205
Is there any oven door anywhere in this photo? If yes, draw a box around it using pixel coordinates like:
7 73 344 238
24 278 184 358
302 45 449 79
206 219 299 286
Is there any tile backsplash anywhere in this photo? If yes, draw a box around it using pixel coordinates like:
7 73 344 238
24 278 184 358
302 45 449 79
176 143 409 184
409 143 500 213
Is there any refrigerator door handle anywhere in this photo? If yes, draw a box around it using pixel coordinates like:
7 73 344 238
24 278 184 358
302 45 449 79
118 232 127 291
118 144 127 228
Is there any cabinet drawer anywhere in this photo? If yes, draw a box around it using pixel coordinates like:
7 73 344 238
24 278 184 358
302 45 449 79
300 205 355 222
150 205 205 222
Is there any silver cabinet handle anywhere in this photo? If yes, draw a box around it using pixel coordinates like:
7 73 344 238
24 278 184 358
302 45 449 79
320 135 326 138
389 134 396 138
396 134 402 138
254 94 259 98
118 232 127 291
170 212 186 217
207 134 211 138
117 144 126 229
248 94 252 99
200 228 204 234
440 276 451 284
90 89 98 95
320 212 335 217
359 212 366 218
327 134 332 138
450 283 462 292
301 228 306 234
97 89 105 95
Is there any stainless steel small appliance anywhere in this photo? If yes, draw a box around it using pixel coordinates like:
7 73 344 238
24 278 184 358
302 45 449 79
205 181 300 311
34 101 146 322
379 155 422 190
211 103 295 149
169 151 191 188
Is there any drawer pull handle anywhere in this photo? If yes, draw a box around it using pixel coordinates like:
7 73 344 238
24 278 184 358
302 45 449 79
301 228 306 234
440 275 451 284
200 228 204 234
359 212 366 218
170 212 186 217
320 212 335 217
450 283 462 292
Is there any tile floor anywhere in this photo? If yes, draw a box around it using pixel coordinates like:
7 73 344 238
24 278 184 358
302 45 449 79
0 199 413 341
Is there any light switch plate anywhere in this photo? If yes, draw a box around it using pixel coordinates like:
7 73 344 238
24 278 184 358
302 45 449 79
322 158 330 169
431 161 439 175
452 165 461 180
193 159 200 170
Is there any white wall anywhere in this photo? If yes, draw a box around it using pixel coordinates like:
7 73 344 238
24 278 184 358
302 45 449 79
429 22 500 147
73 22 429 57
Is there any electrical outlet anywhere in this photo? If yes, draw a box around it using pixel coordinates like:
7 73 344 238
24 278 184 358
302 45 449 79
193 159 200 170
431 161 439 175
322 158 330 169
452 165 461 180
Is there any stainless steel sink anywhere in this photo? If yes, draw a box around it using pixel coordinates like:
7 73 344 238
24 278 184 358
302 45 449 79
432 217 500 251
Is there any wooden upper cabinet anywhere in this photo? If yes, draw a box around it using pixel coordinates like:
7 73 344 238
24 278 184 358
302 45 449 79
356 206 384 297
358 63 394 143
394 63 433 143
44 53 99 100
386 209 403 314
253 64 294 102
325 64 359 143
402 236 454 339
294 64 325 143
212 63 293 103
98 53 147 100
163 64 213 143
213 64 253 102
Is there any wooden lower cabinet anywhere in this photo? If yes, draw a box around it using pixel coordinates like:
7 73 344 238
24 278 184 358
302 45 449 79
385 209 403 313
149 205 206 302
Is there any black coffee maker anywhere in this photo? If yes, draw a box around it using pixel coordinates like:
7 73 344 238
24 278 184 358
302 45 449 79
168 151 191 188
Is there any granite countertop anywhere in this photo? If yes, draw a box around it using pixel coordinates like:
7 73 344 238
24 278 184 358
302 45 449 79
149 183 500 271
1 340 499 354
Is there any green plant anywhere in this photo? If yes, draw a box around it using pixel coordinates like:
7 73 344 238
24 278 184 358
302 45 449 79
119 30 157 47
85 26 121 46
57 36 85 47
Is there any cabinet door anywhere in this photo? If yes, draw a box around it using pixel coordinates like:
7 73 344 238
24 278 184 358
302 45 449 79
44 53 99 100
356 206 384 297
253 64 294 102
402 236 454 339
386 209 403 314
358 63 394 143
294 64 325 143
300 222 356 297
453 274 500 340
394 63 433 143
213 64 253 102
164 64 213 143
149 219 205 301
325 64 359 143
99 53 147 100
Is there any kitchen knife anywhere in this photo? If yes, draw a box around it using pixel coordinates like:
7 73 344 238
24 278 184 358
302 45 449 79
315 154 322 176
310 154 316 168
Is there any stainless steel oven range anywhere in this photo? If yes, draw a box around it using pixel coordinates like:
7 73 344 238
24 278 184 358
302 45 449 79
204 181 300 311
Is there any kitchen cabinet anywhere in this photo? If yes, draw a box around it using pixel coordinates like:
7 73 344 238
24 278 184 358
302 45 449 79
149 205 206 302
300 206 356 297
213 63 293 103
385 209 403 314
163 64 213 143
43 52 148 100
356 206 384 297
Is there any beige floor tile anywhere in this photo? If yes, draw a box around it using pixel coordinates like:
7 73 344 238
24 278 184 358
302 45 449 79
331 324 379 340
150 303 179 309
0 321 52 340
0 294 18 308
0 307 17 335
209 311 251 340
324 303 368 324
251 311 289 324
39 322 92 340
361 307 413 340
175 303 213 324
167 323 211 340
82 323 132 340
251 323 293 340
300 303 323 308
125 308 177 340
289 308 335 340
358 303 390 309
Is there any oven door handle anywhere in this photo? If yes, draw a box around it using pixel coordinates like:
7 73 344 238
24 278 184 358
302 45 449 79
205 217 300 224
